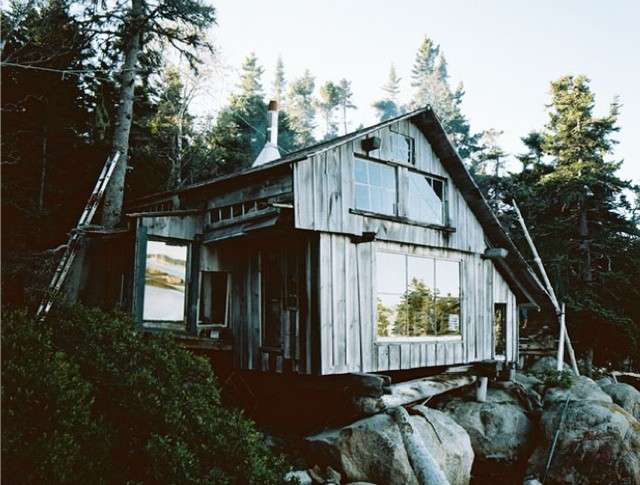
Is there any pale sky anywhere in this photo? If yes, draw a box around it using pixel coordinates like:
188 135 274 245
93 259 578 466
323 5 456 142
202 0 640 184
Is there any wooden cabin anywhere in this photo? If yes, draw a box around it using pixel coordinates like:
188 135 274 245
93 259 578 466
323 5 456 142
123 105 550 377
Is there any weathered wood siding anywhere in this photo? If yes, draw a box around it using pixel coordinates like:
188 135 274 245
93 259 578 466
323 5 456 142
294 118 520 374
317 235 518 374
293 119 485 253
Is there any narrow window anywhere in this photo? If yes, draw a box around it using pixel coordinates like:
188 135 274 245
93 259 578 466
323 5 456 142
376 252 461 338
143 240 188 322
494 303 507 356
407 171 444 225
262 252 283 348
354 158 397 215
200 271 230 325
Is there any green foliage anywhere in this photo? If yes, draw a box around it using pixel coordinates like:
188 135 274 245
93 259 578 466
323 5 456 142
1 307 290 484
373 64 402 121
477 75 640 365
1 310 104 483
409 36 481 162
286 69 317 147
536 369 574 389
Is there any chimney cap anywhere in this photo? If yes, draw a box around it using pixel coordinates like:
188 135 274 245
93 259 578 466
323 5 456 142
268 100 278 111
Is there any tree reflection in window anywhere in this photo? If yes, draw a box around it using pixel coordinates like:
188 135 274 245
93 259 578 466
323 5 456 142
376 252 460 337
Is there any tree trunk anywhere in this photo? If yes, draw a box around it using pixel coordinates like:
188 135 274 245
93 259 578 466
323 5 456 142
39 122 48 212
579 204 592 283
100 0 144 229
584 347 594 377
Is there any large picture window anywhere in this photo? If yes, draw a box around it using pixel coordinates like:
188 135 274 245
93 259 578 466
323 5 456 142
376 252 461 338
143 240 188 321
354 158 397 215
407 171 444 225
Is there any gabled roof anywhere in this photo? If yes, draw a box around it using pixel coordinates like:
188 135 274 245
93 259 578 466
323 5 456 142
129 106 552 310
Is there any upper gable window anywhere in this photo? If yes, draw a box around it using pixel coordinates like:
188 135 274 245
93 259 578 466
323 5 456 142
407 171 445 225
143 240 188 322
354 158 397 215
390 131 415 164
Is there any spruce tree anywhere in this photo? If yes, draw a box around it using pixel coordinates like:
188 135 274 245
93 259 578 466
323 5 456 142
271 55 286 104
316 81 340 140
286 69 316 147
372 65 402 121
336 78 356 134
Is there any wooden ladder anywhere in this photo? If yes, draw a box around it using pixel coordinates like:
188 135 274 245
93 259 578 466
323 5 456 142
37 152 121 318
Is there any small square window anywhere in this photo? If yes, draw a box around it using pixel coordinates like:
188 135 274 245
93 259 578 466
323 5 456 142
391 132 415 164
200 271 230 325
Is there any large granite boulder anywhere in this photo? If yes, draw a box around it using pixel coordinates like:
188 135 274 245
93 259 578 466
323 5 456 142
305 406 473 485
526 400 640 484
439 387 533 481
543 376 612 406
600 382 640 420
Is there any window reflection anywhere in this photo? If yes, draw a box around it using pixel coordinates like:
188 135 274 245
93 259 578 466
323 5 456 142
143 240 187 322
376 252 461 338
354 158 397 215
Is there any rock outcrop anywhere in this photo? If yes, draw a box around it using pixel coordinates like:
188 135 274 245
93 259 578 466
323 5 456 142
543 375 612 406
526 399 640 485
305 406 473 485
439 386 534 481
600 382 640 421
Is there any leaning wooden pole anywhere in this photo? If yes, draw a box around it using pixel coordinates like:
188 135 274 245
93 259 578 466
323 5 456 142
512 200 579 375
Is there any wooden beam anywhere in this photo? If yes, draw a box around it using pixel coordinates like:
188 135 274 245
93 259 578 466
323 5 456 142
512 200 580 376
381 374 476 408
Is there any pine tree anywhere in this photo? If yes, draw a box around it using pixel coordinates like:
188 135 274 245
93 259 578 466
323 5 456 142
316 81 340 140
477 75 640 366
94 0 216 228
409 36 481 162
372 65 402 121
271 55 286 104
336 78 356 134
286 69 316 147
238 53 264 98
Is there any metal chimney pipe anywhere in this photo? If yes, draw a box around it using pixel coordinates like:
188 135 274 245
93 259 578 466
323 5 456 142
252 100 281 167
267 100 279 145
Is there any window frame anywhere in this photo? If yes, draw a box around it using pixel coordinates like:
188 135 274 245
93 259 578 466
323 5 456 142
352 154 452 231
406 167 448 226
389 126 415 164
141 236 191 328
374 249 463 343
198 270 231 327
353 156 399 217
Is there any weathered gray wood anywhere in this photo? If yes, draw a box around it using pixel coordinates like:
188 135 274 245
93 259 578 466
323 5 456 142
383 374 476 408
186 236 201 335
132 223 147 325
389 406 450 485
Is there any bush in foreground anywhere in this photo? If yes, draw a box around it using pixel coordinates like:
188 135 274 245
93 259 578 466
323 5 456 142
1 306 290 484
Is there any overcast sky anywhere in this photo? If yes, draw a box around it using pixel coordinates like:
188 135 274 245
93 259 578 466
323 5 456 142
204 0 639 184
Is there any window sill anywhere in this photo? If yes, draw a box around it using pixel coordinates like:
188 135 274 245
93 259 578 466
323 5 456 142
349 208 455 233
376 335 462 344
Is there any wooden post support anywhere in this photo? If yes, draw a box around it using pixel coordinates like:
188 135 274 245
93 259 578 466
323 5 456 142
556 302 566 372
476 376 488 403
512 200 580 376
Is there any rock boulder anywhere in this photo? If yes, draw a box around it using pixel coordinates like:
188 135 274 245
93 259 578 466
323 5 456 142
600 382 640 420
527 400 640 484
305 406 473 485
439 387 533 481
543 376 612 406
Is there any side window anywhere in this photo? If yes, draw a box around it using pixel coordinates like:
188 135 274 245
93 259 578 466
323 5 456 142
354 158 397 215
376 251 461 338
199 271 230 326
407 171 445 225
143 240 188 322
